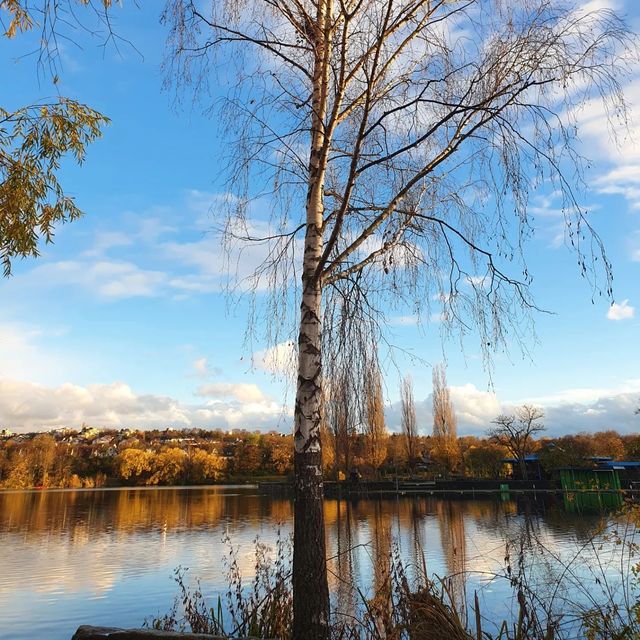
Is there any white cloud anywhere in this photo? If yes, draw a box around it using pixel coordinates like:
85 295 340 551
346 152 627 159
0 378 288 432
1 371 638 436
0 379 189 430
252 341 297 376
161 217 292 294
574 76 640 208
511 378 640 435
595 166 640 210
27 260 167 299
385 383 500 436
196 382 268 404
449 383 501 427
384 377 640 437
539 391 640 436
630 232 640 262
83 231 134 257
193 357 208 374
191 357 221 378
517 377 640 405
606 299 635 320
389 312 445 325
0 322 45 380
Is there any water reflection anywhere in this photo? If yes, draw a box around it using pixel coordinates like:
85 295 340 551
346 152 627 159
0 488 616 640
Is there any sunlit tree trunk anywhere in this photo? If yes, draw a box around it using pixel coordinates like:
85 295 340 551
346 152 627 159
292 2 331 637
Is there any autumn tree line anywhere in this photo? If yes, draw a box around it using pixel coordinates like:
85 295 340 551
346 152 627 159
322 374 640 480
1 365 638 490
0 428 293 489
1 407 638 491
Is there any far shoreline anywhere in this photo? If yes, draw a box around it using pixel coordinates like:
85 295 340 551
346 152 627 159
0 483 262 494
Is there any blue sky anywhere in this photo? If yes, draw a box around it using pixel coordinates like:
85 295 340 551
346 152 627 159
1 0 639 435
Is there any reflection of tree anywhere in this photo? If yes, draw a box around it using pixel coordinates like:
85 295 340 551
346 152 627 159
409 499 428 584
2 487 619 633
330 498 359 621
369 499 393 636
0 488 295 539
436 500 467 618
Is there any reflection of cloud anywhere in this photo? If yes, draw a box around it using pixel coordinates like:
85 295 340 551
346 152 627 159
0 488 294 603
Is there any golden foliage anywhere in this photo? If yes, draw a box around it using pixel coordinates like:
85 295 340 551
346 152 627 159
0 99 109 275
190 448 225 483
118 448 154 481
1 0 114 39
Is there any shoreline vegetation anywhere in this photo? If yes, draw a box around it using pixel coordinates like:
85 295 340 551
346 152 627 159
142 503 640 640
1 426 639 492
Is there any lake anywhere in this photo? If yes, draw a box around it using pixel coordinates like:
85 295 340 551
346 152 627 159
0 486 633 639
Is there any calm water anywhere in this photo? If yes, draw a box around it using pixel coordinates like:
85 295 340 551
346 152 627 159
0 487 629 640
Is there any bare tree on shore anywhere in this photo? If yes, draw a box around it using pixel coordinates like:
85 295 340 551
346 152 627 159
488 405 546 480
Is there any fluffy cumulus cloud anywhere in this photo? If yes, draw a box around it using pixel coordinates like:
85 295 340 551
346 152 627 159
575 75 640 209
252 341 297 376
1 373 638 435
0 378 289 433
384 379 640 437
385 383 500 436
518 379 640 436
607 299 635 320
0 380 190 430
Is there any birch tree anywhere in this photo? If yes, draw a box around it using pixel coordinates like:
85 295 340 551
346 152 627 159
159 2 636 637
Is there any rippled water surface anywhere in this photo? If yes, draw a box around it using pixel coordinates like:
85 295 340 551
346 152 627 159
0 487 625 640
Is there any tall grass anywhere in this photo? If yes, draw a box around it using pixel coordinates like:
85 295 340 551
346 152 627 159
146 503 640 639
